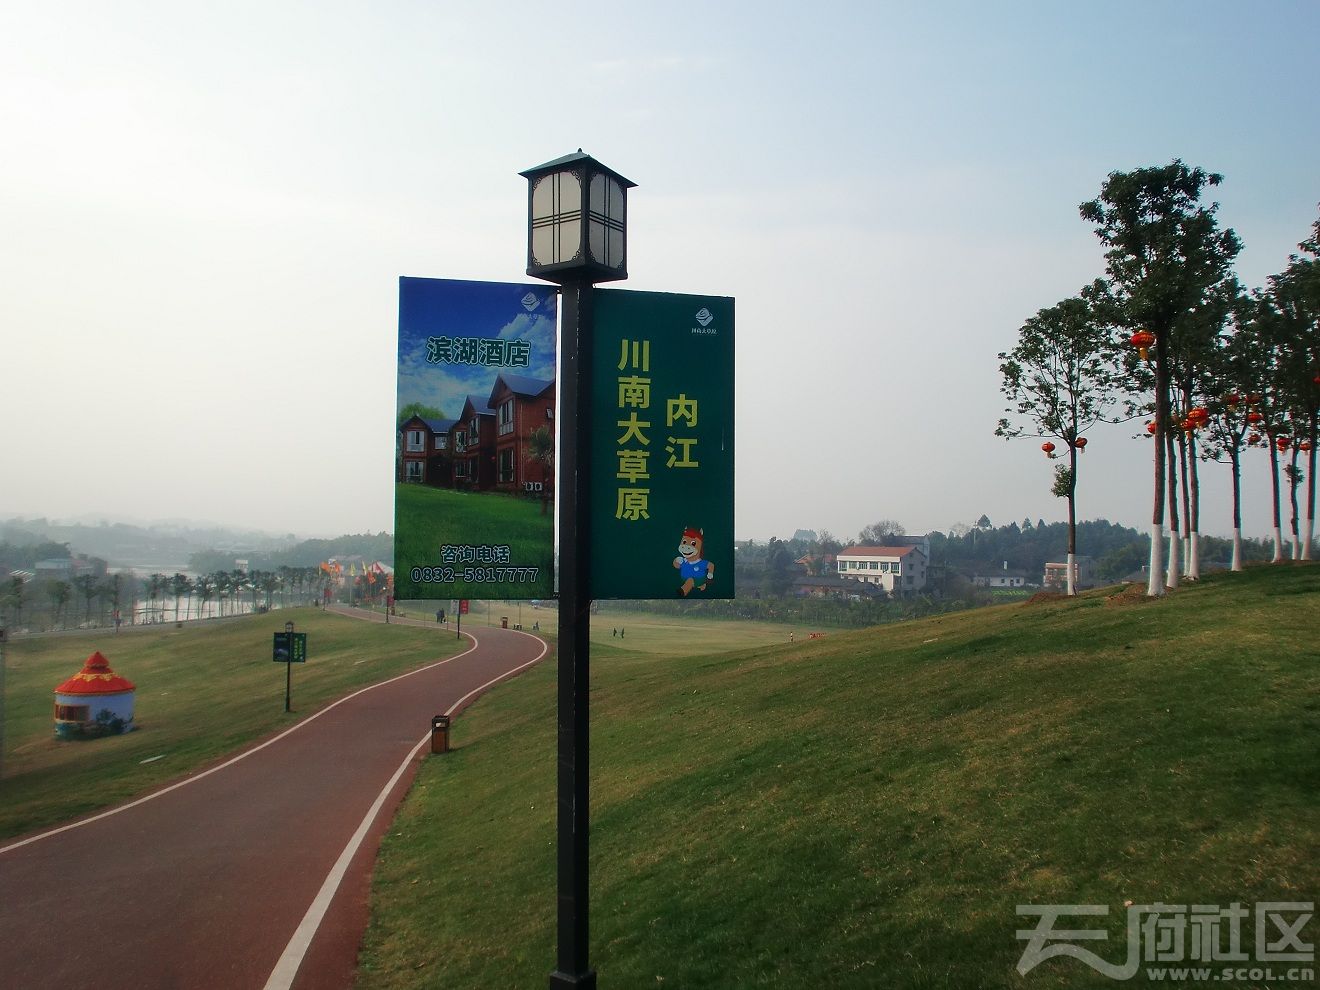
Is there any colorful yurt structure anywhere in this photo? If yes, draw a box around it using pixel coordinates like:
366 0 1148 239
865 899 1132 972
53 651 137 739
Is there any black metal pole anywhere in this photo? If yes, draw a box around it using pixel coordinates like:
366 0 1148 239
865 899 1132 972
550 277 595 989
285 622 293 713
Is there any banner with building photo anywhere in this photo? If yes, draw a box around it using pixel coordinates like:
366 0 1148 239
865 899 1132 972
395 277 557 600
590 289 734 599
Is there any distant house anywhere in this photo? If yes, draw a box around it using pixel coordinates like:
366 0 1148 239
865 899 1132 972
398 415 457 486
972 563 1031 589
488 374 555 494
793 574 882 600
33 557 104 584
795 553 837 578
836 545 929 596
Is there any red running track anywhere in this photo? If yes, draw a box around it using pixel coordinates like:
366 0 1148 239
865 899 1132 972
0 611 548 990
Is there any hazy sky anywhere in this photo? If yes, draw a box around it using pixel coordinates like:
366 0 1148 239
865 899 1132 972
4 1 1318 543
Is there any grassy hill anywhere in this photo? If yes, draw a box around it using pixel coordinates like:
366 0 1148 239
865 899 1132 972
356 565 1320 989
0 609 467 840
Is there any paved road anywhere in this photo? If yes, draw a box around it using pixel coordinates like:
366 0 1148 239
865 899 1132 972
0 612 548 990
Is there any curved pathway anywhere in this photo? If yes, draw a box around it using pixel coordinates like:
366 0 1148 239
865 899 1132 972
0 612 548 990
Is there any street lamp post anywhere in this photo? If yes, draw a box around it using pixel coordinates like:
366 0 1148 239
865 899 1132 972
521 150 633 990
284 620 294 713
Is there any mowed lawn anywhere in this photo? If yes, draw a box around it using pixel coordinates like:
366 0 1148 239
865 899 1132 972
356 565 1320 989
500 606 810 656
0 609 466 841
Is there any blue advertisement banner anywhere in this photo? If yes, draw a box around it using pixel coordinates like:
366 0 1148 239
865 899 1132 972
395 277 557 600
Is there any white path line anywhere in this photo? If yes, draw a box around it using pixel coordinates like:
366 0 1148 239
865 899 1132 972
261 632 550 990
0 634 480 856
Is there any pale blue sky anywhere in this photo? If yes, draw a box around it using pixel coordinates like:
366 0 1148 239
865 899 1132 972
3 1 1317 542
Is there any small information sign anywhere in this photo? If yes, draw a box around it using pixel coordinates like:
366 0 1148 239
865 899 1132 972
273 632 308 663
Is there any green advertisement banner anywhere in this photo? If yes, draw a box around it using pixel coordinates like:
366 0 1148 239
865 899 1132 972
590 289 735 599
395 277 557 601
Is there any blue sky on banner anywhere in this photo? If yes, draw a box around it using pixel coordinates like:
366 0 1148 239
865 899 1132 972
397 279 556 421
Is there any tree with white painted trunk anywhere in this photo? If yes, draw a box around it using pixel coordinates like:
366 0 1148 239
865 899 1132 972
997 287 1118 596
1200 294 1258 571
1265 230 1320 560
1080 163 1241 597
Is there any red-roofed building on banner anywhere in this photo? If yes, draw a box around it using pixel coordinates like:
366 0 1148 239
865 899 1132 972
53 651 137 739
835 545 929 597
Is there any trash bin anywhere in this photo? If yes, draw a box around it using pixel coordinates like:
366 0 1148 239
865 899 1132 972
431 715 451 754
501 616 508 629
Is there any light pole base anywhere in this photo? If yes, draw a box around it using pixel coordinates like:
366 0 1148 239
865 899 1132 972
549 969 597 988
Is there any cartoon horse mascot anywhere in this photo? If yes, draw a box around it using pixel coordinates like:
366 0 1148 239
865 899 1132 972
673 526 715 597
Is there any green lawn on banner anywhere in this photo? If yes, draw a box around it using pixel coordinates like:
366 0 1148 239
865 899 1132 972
394 484 553 599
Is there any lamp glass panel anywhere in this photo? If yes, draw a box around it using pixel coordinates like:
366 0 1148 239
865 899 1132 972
530 170 584 265
531 225 555 266
557 218 581 263
587 173 626 268
531 175 556 221
532 170 581 221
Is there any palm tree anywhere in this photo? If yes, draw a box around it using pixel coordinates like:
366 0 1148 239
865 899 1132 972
2 576 25 630
194 575 215 619
145 573 168 623
47 580 72 630
170 573 191 621
73 573 99 625
231 570 251 615
210 571 231 616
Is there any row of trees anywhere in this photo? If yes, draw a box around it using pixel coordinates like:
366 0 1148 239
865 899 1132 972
1 566 336 633
999 162 1318 594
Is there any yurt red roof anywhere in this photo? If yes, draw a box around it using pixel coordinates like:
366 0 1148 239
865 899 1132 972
54 652 136 696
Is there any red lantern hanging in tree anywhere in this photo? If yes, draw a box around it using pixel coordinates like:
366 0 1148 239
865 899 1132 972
1041 441 1056 458
1246 411 1264 425
1075 437 1088 452
1146 421 1157 435
1247 393 1263 405
1248 432 1261 445
1277 436 1292 451
1301 440 1314 452
1130 329 1155 362
1225 392 1241 411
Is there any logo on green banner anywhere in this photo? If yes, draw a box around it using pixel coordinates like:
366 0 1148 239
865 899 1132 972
591 290 735 599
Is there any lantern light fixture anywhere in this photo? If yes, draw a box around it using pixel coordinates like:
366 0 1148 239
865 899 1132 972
520 150 636 285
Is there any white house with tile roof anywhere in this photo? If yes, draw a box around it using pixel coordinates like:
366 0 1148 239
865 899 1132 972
835 545 928 596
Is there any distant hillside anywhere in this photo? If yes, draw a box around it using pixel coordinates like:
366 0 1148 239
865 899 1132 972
0 517 294 568
188 533 394 574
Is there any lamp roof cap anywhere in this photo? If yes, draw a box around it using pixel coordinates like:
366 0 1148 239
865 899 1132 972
519 151 635 188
